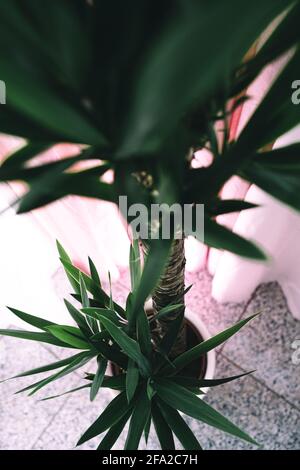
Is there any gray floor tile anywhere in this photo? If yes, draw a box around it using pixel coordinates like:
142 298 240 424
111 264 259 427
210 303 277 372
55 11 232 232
222 282 300 408
31 378 114 450
188 353 300 450
185 270 245 346
0 335 78 450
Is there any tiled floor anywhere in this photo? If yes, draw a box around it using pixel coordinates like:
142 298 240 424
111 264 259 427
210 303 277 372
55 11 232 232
0 269 299 450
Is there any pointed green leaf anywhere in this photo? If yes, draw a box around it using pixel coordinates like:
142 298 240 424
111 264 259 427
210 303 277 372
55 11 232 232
151 401 175 450
125 388 151 450
144 414 151 445
88 256 101 288
6 307 56 331
10 352 88 379
64 299 92 337
0 329 74 348
202 217 267 261
157 399 202 450
56 240 80 293
0 142 52 170
162 313 259 375
208 199 258 216
90 357 107 402
29 352 94 396
126 360 140 403
41 384 91 402
45 325 91 350
130 238 172 328
129 240 141 291
136 308 152 358
97 411 132 450
172 371 254 389
80 273 98 334
96 315 151 377
155 379 258 446
77 391 131 446
241 162 300 212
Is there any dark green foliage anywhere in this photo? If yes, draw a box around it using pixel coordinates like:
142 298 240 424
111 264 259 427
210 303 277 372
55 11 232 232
1 242 259 449
0 1 299 451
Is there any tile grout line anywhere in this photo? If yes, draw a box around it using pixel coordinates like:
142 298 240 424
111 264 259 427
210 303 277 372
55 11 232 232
29 376 83 450
218 289 258 355
221 352 300 413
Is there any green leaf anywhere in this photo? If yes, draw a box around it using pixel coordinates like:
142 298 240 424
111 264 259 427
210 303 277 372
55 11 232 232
162 313 259 375
96 315 151 377
108 272 114 311
253 144 300 170
241 162 300 212
6 306 56 331
130 238 172 328
28 352 94 396
90 340 127 370
236 48 300 154
126 360 140 403
16 352 94 396
88 256 101 288
0 142 52 170
151 400 175 450
155 313 184 372
118 0 288 157
157 399 202 450
77 391 131 446
45 325 91 350
232 2 300 96
125 387 151 450
41 384 91 402
9 352 88 380
42 374 126 401
146 379 156 401
155 379 258 446
171 371 254 389
136 308 152 358
144 414 151 445
80 273 98 334
64 300 92 337
0 154 86 183
0 55 109 146
18 171 115 214
60 259 125 317
151 304 184 323
90 357 107 402
79 273 89 309
0 328 74 348
56 240 80 293
129 240 141 291
208 199 258 216
97 411 132 450
203 217 267 260
85 373 126 390
82 307 125 327
213 46 300 193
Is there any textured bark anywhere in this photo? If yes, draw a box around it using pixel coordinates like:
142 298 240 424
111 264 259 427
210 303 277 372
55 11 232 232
147 238 186 357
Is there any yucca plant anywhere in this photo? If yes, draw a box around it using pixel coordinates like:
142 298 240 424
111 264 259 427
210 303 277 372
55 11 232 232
1 240 258 449
0 0 300 450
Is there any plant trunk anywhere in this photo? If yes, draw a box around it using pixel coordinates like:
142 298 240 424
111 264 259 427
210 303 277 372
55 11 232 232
151 238 186 357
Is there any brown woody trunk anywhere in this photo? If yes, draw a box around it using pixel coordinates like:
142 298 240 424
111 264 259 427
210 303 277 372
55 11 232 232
151 238 186 357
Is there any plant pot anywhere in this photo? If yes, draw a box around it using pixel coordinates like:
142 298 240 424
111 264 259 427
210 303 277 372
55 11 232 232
184 308 216 393
108 307 215 395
